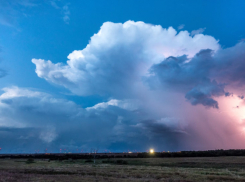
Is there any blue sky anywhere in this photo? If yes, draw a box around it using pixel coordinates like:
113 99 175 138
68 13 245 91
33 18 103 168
1 0 245 95
0 0 245 153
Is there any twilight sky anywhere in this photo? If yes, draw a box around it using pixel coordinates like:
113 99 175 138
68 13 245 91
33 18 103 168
0 0 245 153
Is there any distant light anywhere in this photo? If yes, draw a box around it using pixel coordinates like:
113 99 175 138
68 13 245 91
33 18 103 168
150 149 154 153
128 152 132 153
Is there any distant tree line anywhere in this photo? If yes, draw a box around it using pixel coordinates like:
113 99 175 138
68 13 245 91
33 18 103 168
138 149 245 158
1 149 245 160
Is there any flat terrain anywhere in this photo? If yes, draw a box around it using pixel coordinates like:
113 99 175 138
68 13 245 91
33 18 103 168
1 156 245 181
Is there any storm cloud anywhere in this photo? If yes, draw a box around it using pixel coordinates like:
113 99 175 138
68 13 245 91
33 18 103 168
147 42 245 108
1 21 245 152
0 86 190 152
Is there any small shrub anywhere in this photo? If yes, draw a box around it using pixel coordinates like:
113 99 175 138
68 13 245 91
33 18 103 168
102 159 128 164
116 160 123 164
26 158 35 164
102 159 114 163
116 160 128 165
85 159 93 163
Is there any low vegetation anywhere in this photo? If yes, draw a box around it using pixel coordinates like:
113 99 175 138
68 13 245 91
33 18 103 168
1 156 245 181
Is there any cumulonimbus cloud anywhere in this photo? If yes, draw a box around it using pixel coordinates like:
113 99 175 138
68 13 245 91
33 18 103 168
32 21 219 98
11 21 244 152
32 21 245 109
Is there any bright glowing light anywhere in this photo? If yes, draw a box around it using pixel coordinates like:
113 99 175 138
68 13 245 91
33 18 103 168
150 149 154 153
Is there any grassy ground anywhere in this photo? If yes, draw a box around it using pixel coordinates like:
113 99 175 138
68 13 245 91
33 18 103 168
1 157 245 181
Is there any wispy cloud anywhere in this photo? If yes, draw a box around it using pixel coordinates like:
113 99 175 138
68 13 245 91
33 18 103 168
17 0 38 7
0 0 38 28
63 4 70 24
50 0 60 9
239 38 245 42
0 1 71 28
178 24 185 30
50 1 71 24
191 27 206 36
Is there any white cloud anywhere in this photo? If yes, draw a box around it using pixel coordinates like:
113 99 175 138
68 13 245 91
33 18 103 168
0 86 82 127
0 86 46 100
86 99 139 111
32 21 219 96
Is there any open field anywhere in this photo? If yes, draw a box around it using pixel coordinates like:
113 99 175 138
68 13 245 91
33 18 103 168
1 157 245 181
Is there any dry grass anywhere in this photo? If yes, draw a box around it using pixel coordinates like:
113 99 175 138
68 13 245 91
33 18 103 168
0 157 245 181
